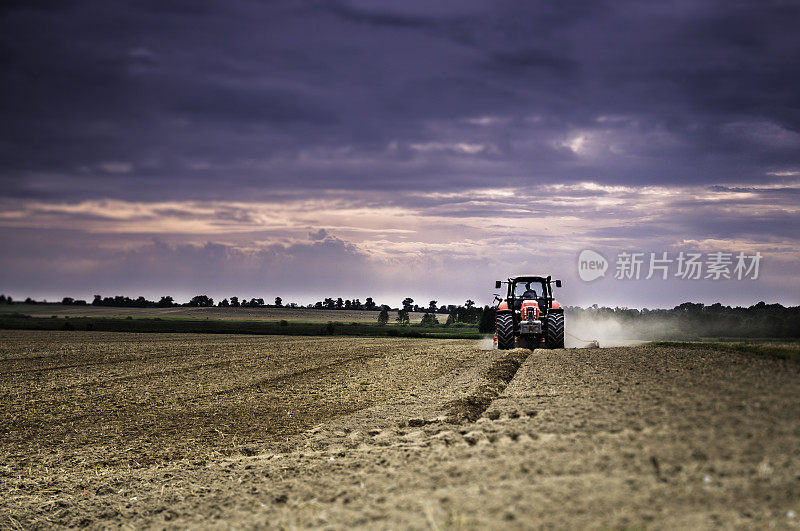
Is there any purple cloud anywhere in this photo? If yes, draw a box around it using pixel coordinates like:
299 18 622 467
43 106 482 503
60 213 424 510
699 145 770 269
1 1 799 306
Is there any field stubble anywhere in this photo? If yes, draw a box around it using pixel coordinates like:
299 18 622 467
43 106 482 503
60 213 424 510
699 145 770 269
0 332 479 502
1 331 799 528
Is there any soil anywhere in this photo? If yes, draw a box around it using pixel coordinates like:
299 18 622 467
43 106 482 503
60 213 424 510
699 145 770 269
1 331 799 529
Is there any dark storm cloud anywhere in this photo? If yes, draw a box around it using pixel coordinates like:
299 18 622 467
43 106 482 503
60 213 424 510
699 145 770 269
2 0 800 201
2 0 800 307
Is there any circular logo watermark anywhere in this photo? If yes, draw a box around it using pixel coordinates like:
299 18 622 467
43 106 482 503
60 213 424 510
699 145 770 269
578 249 608 282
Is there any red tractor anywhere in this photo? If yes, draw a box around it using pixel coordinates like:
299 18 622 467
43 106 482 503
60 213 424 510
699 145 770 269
493 276 565 349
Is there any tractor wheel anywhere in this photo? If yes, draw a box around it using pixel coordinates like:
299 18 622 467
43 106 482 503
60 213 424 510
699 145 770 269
545 313 565 349
496 313 515 350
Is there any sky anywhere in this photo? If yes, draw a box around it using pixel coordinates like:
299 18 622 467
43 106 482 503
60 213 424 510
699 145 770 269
1 0 799 308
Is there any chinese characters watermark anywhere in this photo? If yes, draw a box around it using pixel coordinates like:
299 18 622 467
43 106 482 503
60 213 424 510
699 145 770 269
578 250 762 282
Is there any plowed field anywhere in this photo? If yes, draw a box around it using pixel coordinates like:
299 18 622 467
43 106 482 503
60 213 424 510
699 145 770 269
1 331 798 529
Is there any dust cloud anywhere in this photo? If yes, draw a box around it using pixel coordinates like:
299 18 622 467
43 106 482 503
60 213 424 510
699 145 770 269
565 312 662 348
481 311 676 349
479 336 496 350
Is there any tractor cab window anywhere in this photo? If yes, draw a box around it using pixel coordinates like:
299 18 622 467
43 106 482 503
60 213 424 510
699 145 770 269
514 281 544 300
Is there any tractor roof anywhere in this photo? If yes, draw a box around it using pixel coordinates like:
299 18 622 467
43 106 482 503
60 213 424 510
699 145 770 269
509 276 549 283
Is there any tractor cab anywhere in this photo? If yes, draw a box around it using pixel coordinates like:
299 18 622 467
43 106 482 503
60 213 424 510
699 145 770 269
512 280 547 311
493 275 564 349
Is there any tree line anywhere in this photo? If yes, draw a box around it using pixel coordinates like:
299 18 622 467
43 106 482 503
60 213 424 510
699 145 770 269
377 303 495 332
3 293 797 338
375 300 800 338
2 293 476 313
1 292 494 328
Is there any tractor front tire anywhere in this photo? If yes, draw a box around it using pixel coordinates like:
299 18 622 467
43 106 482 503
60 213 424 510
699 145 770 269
545 313 565 349
496 313 515 350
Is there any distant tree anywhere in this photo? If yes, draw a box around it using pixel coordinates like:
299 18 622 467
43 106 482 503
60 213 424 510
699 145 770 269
402 298 414 311
324 298 335 309
62 297 74 305
274 296 283 307
377 308 389 325
288 302 298 308
314 301 324 309
4 295 12 304
0 295 6 304
336 297 344 309
156 295 174 307
428 300 437 312
465 299 475 309
438 305 447 313
188 295 214 307
675 302 704 312
218 298 229 307
420 312 439 327
344 299 352 310
230 296 240 307
352 298 362 310
24 297 35 304
450 304 480 324
478 305 496 333
365 297 376 310
396 309 410 325
93 295 128 307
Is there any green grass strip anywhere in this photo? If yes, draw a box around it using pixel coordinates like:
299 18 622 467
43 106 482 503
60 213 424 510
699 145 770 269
0 314 482 340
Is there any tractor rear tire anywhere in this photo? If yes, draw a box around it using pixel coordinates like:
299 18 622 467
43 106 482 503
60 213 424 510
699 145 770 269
496 313 515 350
545 313 565 349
